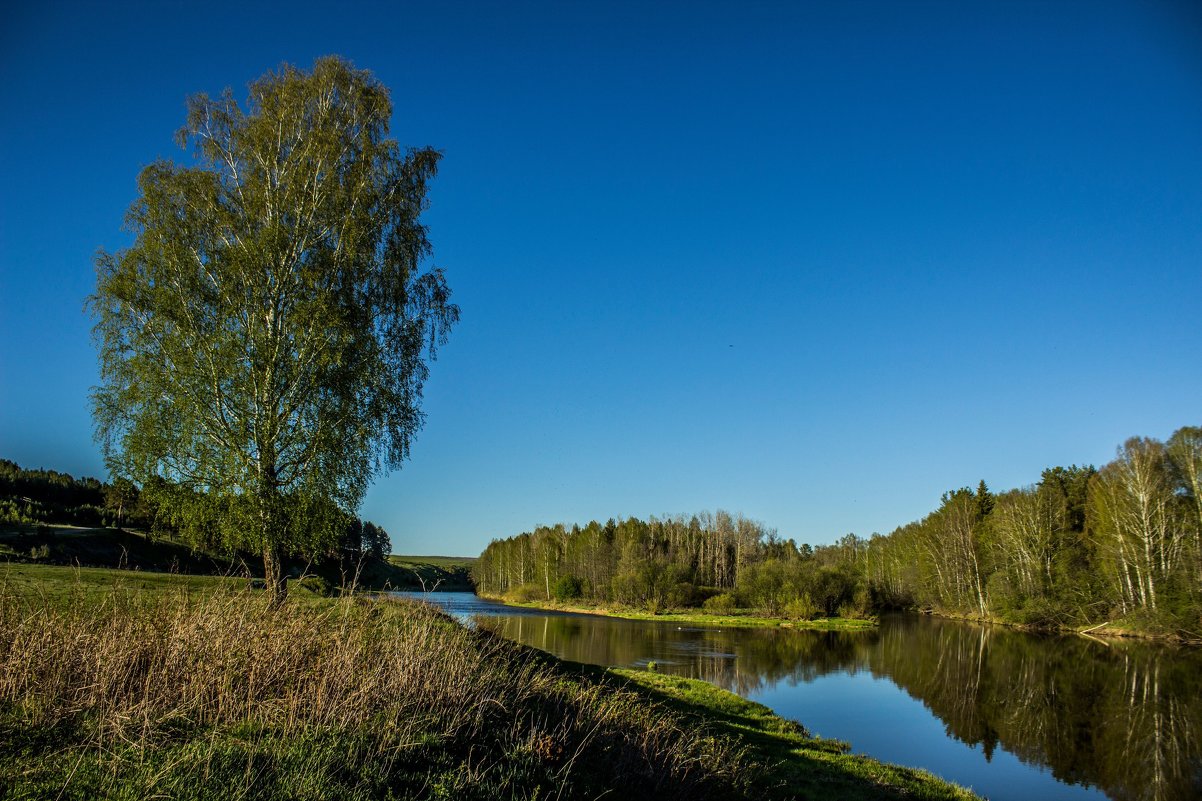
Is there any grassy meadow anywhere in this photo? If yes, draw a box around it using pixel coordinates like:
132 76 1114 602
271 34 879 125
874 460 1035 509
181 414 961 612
0 563 977 800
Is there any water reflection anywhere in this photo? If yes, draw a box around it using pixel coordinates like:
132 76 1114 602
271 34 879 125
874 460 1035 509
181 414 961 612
397 593 1202 801
876 616 1202 801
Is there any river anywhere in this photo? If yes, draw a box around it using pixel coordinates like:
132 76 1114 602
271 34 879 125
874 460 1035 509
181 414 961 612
393 591 1202 801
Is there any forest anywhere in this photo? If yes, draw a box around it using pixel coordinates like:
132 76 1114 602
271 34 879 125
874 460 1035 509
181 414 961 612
474 425 1202 635
473 510 871 618
868 426 1201 632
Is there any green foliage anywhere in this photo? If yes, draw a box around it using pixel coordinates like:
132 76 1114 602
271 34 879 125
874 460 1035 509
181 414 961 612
0 459 128 529
477 512 778 608
783 595 818 621
864 425 1202 634
975 480 995 519
476 512 872 620
736 560 799 614
612 561 696 609
837 588 872 620
703 592 737 614
552 574 583 602
736 559 860 618
296 575 334 597
360 521 390 561
475 422 1201 635
89 57 457 598
506 583 544 603
384 555 476 592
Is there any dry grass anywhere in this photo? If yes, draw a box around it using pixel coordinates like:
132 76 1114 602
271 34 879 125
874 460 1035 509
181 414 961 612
0 581 755 800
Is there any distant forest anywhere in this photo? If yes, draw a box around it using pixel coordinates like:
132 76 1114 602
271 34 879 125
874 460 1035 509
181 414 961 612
474 509 872 619
474 425 1202 634
0 459 391 563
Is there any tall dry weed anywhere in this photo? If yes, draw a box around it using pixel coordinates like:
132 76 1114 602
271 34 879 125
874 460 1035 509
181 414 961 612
0 581 754 799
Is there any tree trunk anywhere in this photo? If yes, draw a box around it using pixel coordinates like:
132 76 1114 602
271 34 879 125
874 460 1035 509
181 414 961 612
257 460 288 606
263 544 287 607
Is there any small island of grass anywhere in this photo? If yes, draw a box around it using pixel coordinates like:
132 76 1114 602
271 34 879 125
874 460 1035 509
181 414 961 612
482 593 877 631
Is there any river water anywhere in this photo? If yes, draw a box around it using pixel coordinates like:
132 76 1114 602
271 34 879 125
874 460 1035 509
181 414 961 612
393 591 1202 801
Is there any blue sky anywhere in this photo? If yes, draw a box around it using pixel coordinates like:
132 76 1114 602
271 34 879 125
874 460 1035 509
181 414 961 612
2 1 1200 555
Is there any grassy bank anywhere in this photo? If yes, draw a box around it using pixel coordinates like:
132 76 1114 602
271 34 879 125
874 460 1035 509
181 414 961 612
912 606 1202 645
614 671 978 800
0 564 974 800
481 593 876 631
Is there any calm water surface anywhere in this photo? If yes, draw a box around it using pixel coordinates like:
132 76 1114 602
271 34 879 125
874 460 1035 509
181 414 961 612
395 592 1202 801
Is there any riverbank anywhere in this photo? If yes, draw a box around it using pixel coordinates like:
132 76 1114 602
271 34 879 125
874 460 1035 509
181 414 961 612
2 563 973 800
611 670 977 800
480 593 877 630
914 606 1202 645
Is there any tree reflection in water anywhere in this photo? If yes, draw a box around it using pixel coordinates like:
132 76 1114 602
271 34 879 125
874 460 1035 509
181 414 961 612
481 611 1202 801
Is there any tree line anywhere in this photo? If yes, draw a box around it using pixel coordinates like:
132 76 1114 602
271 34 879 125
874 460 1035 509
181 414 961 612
866 426 1201 633
0 459 111 528
472 510 871 618
0 458 392 564
474 425 1201 633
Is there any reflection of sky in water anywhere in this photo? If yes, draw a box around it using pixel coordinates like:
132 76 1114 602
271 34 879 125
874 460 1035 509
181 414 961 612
753 672 1103 801
394 593 1199 801
392 591 582 622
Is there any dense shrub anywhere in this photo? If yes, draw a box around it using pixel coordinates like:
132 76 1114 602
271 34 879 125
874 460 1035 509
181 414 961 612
296 575 335 597
553 574 584 602
703 592 737 614
783 595 819 621
506 583 545 603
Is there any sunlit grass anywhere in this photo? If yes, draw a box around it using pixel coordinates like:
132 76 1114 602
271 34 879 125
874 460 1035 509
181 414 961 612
0 572 755 799
0 566 977 800
616 671 979 801
1 561 241 604
487 595 878 630
389 554 476 570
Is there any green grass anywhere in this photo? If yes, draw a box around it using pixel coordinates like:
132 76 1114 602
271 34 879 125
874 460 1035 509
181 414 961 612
487 596 877 631
612 671 978 801
0 561 242 603
0 565 976 800
596 608 875 631
389 554 477 570
2 573 749 800
383 554 475 592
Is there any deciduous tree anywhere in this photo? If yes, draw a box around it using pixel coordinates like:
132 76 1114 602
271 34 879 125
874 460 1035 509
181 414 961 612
91 57 457 603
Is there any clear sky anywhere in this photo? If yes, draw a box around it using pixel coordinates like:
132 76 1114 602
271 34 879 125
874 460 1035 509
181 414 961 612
2 1 1200 556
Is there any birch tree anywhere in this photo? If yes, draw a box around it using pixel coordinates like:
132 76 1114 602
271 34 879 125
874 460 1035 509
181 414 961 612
1088 438 1181 615
91 57 458 603
991 487 1061 601
1166 426 1202 585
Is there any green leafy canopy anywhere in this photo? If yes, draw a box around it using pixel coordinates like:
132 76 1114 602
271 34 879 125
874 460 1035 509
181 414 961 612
90 56 458 562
